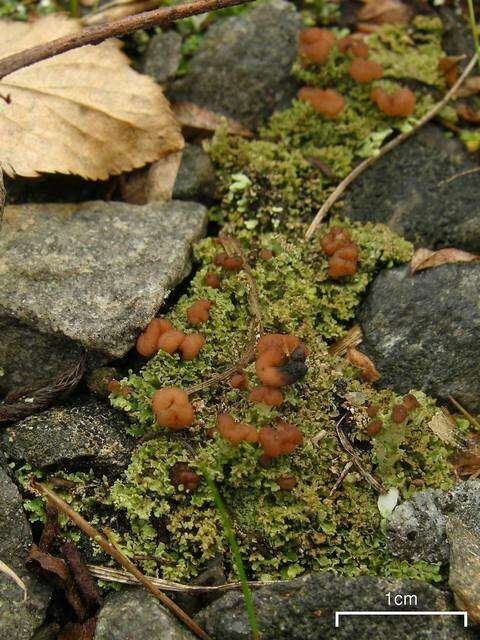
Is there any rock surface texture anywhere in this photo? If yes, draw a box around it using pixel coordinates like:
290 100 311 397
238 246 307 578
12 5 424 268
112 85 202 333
358 263 480 411
170 0 300 128
195 572 473 639
386 481 480 564
94 587 196 640
342 125 480 252
0 466 51 640
142 30 182 85
1 397 134 476
0 201 207 362
173 144 216 201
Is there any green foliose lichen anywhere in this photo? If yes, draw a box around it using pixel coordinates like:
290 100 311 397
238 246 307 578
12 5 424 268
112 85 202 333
98 226 451 583
208 19 444 237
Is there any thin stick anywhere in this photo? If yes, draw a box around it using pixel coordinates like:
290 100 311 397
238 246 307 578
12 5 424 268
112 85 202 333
305 53 479 240
335 421 385 494
329 460 354 497
467 0 480 73
30 482 212 640
448 395 480 431
0 0 255 80
439 166 480 186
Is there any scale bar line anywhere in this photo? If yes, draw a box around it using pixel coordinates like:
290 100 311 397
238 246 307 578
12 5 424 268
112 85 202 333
335 611 468 628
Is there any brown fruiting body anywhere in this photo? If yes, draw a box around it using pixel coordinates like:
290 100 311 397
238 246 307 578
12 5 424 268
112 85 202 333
217 413 258 445
248 385 284 407
230 373 248 389
346 347 380 383
107 380 132 399
299 27 336 65
391 404 408 424
321 227 352 256
298 87 345 117
187 299 212 326
367 419 383 436
157 330 186 355
259 248 273 260
367 404 379 418
169 462 201 491
439 57 458 87
204 272 221 289
259 421 304 457
152 387 194 430
348 58 383 82
370 87 416 117
338 35 369 59
179 334 205 361
136 318 173 357
214 252 243 271
276 476 297 491
403 394 420 410
255 334 308 388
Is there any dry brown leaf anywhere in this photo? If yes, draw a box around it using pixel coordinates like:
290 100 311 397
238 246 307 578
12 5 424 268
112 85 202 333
346 347 380 383
428 409 458 445
0 15 183 179
120 150 183 204
456 76 480 98
173 101 254 138
410 247 480 274
357 0 413 25
457 103 480 123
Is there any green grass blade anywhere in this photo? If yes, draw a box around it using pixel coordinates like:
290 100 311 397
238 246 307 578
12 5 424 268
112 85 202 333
201 465 260 640
467 0 480 72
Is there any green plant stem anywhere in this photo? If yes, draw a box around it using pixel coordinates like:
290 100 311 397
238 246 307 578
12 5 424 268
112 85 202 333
70 0 79 17
200 465 260 640
467 0 480 73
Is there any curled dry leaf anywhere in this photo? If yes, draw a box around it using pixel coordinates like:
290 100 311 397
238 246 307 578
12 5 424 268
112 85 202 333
0 15 183 179
346 346 380 383
357 0 413 26
410 247 480 274
173 101 254 138
120 150 183 204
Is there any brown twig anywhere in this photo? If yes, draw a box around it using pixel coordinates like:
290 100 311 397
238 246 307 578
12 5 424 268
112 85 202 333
0 0 255 81
328 460 354 497
439 166 480 186
305 52 479 240
335 420 385 494
29 481 212 640
448 395 480 431
0 351 86 423
328 324 363 357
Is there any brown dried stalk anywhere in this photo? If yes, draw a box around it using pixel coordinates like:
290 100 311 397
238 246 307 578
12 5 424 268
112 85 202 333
335 420 385 494
305 52 479 240
29 481 212 640
0 352 86 423
0 0 255 81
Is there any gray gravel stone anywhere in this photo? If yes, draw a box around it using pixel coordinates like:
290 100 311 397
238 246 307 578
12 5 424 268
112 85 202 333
0 465 51 640
341 125 480 252
1 397 134 476
173 145 216 201
142 30 182 85
170 0 300 129
195 572 473 639
0 200 207 359
358 263 480 412
0 317 84 395
94 587 196 640
386 481 480 564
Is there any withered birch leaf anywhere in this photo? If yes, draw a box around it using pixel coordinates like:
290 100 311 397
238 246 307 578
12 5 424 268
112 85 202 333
0 15 183 180
411 248 480 274
357 0 412 26
346 346 380 383
173 101 254 138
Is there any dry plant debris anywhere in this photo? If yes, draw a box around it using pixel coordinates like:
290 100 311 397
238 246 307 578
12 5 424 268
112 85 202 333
410 247 480 274
0 15 183 179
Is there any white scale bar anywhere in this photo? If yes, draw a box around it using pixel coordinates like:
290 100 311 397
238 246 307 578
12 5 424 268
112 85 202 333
335 611 468 628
